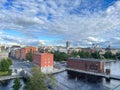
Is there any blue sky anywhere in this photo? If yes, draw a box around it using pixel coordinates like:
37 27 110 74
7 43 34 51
0 0 120 48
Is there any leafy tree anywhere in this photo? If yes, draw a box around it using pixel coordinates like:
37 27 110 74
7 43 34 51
0 59 9 71
91 52 101 59
104 51 116 60
24 67 47 90
46 75 56 89
7 58 13 65
26 49 33 62
116 53 120 60
52 51 69 61
71 51 78 57
13 78 21 90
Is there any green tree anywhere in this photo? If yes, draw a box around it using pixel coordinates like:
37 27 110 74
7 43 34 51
0 59 9 71
26 49 33 62
104 51 116 60
71 51 78 57
13 78 21 90
91 52 101 59
52 51 69 61
7 58 13 65
25 67 47 90
116 53 120 60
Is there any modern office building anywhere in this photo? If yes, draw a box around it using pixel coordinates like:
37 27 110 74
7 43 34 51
66 41 70 49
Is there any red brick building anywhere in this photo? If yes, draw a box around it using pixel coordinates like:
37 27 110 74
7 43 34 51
67 58 104 73
20 46 36 60
33 52 54 73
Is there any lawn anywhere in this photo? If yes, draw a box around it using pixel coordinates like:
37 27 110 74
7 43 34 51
0 70 12 76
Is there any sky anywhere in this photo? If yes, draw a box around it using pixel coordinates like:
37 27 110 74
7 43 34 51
0 0 120 48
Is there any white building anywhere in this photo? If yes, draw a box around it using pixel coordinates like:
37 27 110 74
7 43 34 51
0 51 9 61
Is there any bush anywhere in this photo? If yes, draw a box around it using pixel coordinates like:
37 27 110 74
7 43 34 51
8 69 12 75
0 58 13 76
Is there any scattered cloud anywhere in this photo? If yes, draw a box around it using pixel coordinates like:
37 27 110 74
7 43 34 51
0 0 120 48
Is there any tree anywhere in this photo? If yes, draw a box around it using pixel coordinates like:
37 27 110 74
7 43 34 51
71 51 78 57
52 51 69 61
104 51 116 60
25 67 47 90
0 59 9 71
26 49 33 62
13 78 21 90
91 52 101 59
7 58 13 65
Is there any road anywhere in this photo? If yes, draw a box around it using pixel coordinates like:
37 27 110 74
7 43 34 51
10 58 34 75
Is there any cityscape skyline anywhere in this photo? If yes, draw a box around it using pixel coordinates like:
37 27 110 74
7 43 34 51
0 0 120 48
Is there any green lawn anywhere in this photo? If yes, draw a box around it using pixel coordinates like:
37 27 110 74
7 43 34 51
0 70 12 76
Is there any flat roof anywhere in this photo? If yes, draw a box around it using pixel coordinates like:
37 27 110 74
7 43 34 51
34 52 53 55
68 58 104 62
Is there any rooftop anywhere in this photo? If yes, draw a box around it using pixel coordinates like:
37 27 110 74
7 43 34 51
34 52 53 55
68 57 104 62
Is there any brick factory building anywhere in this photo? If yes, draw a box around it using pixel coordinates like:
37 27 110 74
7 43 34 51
20 46 36 60
33 52 54 73
67 58 104 73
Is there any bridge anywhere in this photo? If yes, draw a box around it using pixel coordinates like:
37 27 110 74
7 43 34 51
48 68 66 74
0 75 23 81
66 68 120 80
0 69 31 81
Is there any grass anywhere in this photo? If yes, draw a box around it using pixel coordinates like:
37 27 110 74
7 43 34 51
0 70 12 76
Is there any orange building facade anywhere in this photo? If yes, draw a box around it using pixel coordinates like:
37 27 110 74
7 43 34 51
33 52 54 73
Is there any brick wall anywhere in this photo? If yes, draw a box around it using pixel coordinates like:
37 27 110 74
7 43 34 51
33 53 54 73
67 59 104 73
20 46 36 60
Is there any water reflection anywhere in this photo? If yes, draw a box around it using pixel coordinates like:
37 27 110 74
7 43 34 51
54 61 120 90
0 79 24 90
105 61 120 75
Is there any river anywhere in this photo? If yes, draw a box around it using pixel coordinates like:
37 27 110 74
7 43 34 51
0 79 24 90
0 61 120 90
53 61 120 90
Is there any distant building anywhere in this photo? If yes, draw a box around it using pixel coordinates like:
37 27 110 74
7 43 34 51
0 46 5 52
0 51 9 61
81 48 93 53
67 58 104 73
33 53 54 73
14 49 21 59
105 45 118 55
20 46 36 60
10 46 21 57
66 41 70 49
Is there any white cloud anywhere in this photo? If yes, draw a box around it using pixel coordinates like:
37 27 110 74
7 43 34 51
0 0 120 48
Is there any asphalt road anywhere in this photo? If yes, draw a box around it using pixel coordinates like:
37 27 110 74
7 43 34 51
11 58 34 69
